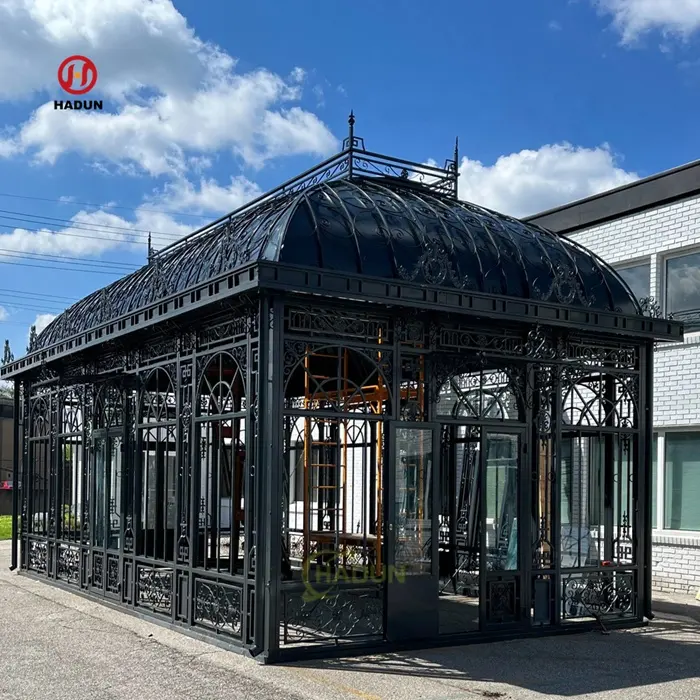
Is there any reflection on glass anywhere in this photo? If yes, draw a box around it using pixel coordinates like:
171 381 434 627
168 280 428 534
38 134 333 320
560 434 604 568
617 263 650 301
394 428 433 575
667 253 700 315
94 445 105 547
485 433 518 570
665 432 700 531
108 438 122 549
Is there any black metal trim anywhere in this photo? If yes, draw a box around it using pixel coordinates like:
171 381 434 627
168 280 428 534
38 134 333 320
525 157 700 235
10 380 19 570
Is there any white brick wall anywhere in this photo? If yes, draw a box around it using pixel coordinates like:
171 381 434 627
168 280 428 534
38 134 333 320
570 193 700 596
654 342 700 427
652 534 700 595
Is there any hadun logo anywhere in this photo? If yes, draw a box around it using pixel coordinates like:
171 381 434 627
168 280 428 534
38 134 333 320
54 55 103 111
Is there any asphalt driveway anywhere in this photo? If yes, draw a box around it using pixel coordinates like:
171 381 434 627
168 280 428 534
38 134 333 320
0 541 698 700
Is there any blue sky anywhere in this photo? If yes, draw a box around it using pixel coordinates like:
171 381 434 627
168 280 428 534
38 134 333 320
1 0 700 359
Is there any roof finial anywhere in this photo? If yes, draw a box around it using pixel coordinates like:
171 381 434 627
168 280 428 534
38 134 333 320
453 136 460 199
147 231 153 263
348 110 355 149
347 110 355 178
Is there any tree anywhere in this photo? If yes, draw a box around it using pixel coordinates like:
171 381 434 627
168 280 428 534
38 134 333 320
27 325 37 353
1 339 12 366
0 340 13 398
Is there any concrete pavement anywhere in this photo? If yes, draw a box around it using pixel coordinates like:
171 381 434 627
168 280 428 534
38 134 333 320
0 540 698 700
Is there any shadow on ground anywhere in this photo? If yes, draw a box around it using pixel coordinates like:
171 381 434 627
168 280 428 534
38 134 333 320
291 618 700 697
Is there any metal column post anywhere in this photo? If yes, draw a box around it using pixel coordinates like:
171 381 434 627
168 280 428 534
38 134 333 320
261 295 284 659
10 379 20 570
641 341 654 620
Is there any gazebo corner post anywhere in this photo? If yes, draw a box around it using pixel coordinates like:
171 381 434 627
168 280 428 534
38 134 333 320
641 340 654 620
260 294 284 660
10 378 20 571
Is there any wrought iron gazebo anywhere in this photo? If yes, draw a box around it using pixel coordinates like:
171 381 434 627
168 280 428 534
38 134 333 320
1 117 682 662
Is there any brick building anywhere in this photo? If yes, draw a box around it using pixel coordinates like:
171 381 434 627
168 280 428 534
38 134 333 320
527 161 700 597
0 396 13 516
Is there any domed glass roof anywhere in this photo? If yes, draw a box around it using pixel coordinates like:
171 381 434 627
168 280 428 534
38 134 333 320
36 173 640 350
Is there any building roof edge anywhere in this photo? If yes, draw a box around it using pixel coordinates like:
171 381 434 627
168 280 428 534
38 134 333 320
524 156 700 234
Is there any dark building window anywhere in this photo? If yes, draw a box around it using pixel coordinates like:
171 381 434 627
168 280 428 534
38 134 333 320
617 262 650 302
666 252 700 316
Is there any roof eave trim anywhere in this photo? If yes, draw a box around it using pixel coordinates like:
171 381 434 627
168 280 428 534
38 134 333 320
1 262 261 380
255 261 683 341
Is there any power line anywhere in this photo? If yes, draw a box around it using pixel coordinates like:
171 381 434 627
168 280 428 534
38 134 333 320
0 190 208 219
0 259 128 275
0 301 66 314
0 320 55 327
0 248 138 272
0 207 182 238
0 216 177 247
0 288 76 303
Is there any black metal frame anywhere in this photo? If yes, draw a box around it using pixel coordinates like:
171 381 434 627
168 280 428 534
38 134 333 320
2 123 682 663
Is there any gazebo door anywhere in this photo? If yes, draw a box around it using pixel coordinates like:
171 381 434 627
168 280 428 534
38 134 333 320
480 428 525 629
386 422 440 642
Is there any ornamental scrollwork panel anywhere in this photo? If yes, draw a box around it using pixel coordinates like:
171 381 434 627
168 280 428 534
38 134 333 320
560 368 638 429
433 357 524 422
194 580 243 638
56 544 80 585
286 307 391 344
136 566 173 615
282 588 383 644
283 343 393 414
28 540 48 574
106 556 120 594
532 260 598 309
397 239 476 291
562 571 635 620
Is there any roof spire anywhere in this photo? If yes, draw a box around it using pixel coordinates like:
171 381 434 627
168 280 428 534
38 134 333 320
147 231 153 263
452 136 460 199
348 110 355 148
347 110 355 178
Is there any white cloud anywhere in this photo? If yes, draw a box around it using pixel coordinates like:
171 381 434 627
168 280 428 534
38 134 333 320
156 176 262 214
32 313 56 335
0 169 264 259
289 67 306 83
594 0 700 42
0 306 8 322
548 20 563 31
458 143 638 218
313 84 325 107
0 201 196 261
0 0 338 175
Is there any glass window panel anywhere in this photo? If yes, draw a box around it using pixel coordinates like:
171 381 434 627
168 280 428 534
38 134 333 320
664 432 700 531
94 444 105 547
485 433 519 571
666 253 700 315
616 262 650 301
394 427 433 575
559 434 604 568
108 438 122 549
